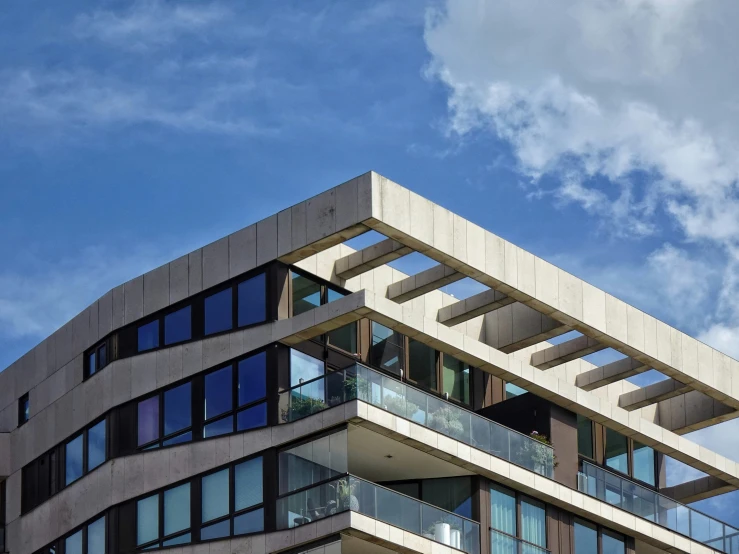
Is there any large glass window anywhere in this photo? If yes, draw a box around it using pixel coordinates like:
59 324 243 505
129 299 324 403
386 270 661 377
87 420 106 471
327 323 357 354
164 306 191 345
490 484 516 536
491 484 546 549
137 320 159 352
408 339 437 390
577 415 594 459
602 530 625 554
87 517 106 553
290 349 324 387
369 322 404 376
238 352 267 406
633 441 656 486
292 273 321 316
520 497 546 548
279 429 348 494
137 396 160 447
57 516 107 554
138 483 191 548
137 495 159 546
65 530 82 554
574 518 598 554
605 428 629 474
442 354 470 405
138 383 193 449
205 288 233 335
238 273 266 327
65 434 84 486
164 382 192 443
205 366 233 437
422 477 473 519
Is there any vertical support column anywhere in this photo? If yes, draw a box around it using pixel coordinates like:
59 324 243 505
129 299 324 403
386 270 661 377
269 344 290 427
269 262 290 321
263 448 278 533
550 405 578 488
475 476 490 554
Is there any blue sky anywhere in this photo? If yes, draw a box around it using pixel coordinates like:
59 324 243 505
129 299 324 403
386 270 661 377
2 0 739 526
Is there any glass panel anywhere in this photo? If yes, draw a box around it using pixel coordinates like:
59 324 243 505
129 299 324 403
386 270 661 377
633 441 656 486
490 484 516 535
292 273 321 316
87 420 106 471
408 339 436 390
164 483 190 536
137 320 159 352
442 354 470 405
577 415 594 458
235 457 263 510
279 430 347 494
238 273 266 327
386 482 420 499
201 520 230 540
205 365 233 420
65 434 83 486
602 530 626 554
88 516 106 554
234 507 264 535
164 306 191 345
204 416 234 438
327 322 357 354
370 322 404 376
137 495 159 546
88 352 96 376
605 428 629 474
521 497 546 547
98 343 107 368
238 351 267 406
137 396 160 446
163 431 192 446
162 533 190 546
422 477 473 518
505 382 527 399
164 382 191 436
291 349 324 387
574 518 598 554
202 468 229 523
65 530 82 554
237 403 267 431
205 288 233 335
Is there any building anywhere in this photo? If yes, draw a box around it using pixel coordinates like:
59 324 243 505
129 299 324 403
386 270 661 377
1 171 738 554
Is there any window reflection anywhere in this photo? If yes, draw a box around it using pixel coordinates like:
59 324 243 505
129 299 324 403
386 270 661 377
137 320 159 352
164 306 191 345
633 441 656 486
205 288 233 335
292 273 321 316
409 339 437 390
605 428 629 474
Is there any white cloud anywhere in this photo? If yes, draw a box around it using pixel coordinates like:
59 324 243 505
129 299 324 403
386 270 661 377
73 0 230 51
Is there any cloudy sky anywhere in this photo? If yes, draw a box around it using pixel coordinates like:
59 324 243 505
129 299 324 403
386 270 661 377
2 0 739 525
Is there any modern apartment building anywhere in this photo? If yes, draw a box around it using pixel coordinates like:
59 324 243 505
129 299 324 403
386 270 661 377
2 171 739 554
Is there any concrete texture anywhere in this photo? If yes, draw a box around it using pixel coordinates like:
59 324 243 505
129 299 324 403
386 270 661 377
437 289 514 327
575 357 650 391
335 238 412 279
386 264 464 304
531 335 606 369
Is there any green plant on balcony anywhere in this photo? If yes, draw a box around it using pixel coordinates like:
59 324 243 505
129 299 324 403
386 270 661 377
525 431 558 471
429 405 465 440
282 395 328 422
344 374 370 400
382 393 419 420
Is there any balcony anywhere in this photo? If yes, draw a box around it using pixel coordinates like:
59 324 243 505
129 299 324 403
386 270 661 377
579 461 739 554
278 363 555 478
277 474 480 554
490 530 549 554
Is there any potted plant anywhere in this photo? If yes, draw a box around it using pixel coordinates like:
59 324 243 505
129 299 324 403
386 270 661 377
525 431 558 474
282 395 328 422
331 477 360 511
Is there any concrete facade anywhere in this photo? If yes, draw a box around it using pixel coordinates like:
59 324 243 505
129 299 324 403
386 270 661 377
1 172 734 554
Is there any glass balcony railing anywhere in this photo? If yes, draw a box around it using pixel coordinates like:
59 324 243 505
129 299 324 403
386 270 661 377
277 475 481 554
278 363 555 478
490 530 549 554
579 461 739 554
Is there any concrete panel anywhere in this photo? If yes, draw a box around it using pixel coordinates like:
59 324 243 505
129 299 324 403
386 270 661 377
123 275 144 324
169 254 189 304
276 208 293 258
387 264 463 304
335 175 359 234
437 288 514 326
229 224 257 277
575 357 649 391
202 236 230 290
306 188 337 245
618 379 691 411
335 238 412 279
256 215 278 267
112 284 125 331
188 249 203 295
143 263 169 317
98 290 113 338
485 232 506 285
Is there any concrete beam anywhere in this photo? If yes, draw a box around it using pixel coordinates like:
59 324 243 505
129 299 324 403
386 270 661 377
575 357 650 391
661 476 736 504
618 379 692 411
531 335 606 369
485 302 571 353
0 432 8 478
386 264 463 303
437 288 515 326
658 390 739 435
335 238 412 279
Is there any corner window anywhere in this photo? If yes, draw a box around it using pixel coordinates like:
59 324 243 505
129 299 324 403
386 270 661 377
164 305 191 345
238 272 266 327
370 322 404 376
18 393 29 426
577 415 594 459
408 339 437 390
442 354 470 405
290 349 324 387
205 288 233 335
292 272 321 316
605 428 629 474
137 320 159 352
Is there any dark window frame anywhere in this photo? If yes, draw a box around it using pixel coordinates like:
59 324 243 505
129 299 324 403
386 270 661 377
136 381 195 451
489 482 547 550
18 392 29 426
600 427 658 490
85 338 113 379
573 516 626 554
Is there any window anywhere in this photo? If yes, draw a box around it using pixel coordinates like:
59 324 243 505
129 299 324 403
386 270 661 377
205 366 233 436
137 320 159 352
18 393 29 426
577 415 594 459
605 428 629 474
238 273 266 327
87 420 106 471
292 272 321 316
65 434 84 486
201 457 265 539
442 354 470 405
419 477 473 519
633 441 656 486
279 430 348 495
63 516 106 554
138 382 192 449
290 349 324 387
490 484 546 549
574 518 625 554
205 288 233 335
408 339 437 390
137 483 191 548
86 341 110 378
327 323 357 354
369 322 404 376
602 530 626 554
504 383 527 399
164 306 191 345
